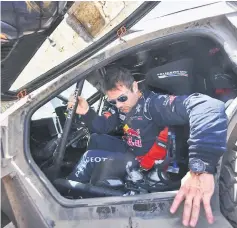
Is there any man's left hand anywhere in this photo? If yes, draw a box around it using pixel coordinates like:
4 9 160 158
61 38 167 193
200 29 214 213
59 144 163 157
170 171 215 227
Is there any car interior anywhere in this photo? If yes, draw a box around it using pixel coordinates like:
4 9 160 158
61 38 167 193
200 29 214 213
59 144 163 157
29 35 237 199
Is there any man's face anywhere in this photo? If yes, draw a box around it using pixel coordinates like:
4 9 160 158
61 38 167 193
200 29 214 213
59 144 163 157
106 82 139 113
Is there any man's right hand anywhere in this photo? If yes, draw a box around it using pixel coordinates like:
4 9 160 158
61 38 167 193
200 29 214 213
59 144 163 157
67 95 89 115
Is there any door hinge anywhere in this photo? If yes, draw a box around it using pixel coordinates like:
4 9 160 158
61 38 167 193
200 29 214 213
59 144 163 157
117 26 127 42
17 89 27 99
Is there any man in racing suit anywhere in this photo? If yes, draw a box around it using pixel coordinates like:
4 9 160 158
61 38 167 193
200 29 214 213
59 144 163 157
67 66 227 227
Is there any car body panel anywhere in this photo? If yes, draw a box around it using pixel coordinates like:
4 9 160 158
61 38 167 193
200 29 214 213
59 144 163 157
1 165 233 228
97 2 237 54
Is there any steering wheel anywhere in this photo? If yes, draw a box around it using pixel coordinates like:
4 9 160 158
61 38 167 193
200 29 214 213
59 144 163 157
46 80 85 181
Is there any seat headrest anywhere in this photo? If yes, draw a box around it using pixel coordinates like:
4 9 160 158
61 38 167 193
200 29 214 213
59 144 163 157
145 58 193 95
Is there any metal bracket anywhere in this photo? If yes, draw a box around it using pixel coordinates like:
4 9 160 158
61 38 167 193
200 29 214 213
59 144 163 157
17 89 27 99
117 26 127 42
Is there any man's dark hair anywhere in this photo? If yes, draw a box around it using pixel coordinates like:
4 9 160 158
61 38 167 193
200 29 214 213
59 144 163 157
101 66 134 92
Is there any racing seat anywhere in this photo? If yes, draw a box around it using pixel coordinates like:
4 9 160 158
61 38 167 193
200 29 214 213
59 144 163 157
145 58 237 107
146 58 194 95
208 66 237 108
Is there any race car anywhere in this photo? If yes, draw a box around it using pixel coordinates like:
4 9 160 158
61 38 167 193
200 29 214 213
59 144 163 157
1 2 237 228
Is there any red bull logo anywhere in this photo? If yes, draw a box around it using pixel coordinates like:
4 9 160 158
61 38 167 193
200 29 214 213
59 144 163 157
123 124 142 148
123 124 140 138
